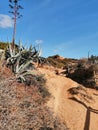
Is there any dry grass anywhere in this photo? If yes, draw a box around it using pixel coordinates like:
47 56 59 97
0 62 68 130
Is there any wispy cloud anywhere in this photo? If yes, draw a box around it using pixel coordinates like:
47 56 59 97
53 32 98 57
53 41 73 53
35 40 44 44
0 14 13 28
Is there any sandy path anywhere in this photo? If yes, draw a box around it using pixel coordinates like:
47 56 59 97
39 68 98 130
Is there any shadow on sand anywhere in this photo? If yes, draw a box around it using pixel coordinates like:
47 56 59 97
69 97 98 130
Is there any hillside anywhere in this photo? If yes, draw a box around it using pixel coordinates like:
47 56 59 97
47 55 78 68
0 59 98 130
0 63 68 130
0 44 98 130
38 67 98 130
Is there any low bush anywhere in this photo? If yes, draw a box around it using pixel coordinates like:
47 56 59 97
67 65 95 87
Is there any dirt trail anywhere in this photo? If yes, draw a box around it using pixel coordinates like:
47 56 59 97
39 67 98 130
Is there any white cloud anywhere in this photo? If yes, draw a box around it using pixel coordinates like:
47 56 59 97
0 14 13 28
35 40 44 44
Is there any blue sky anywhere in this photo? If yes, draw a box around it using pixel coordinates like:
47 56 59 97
0 0 98 59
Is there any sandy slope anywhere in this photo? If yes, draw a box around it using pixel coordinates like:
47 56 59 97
39 67 98 130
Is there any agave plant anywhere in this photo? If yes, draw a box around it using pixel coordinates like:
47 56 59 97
5 41 47 85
